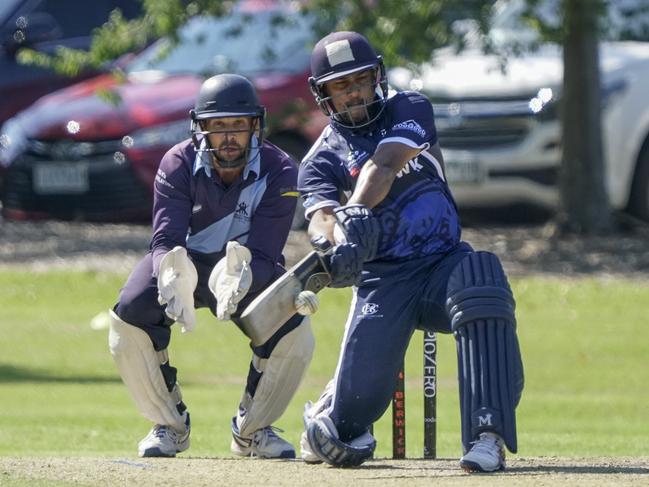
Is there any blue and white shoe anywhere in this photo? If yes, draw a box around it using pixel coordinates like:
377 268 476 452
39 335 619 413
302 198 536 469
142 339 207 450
230 417 295 459
138 413 190 457
459 432 506 472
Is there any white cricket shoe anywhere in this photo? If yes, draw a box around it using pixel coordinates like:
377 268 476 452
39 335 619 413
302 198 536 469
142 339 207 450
459 432 506 472
138 413 191 458
299 429 322 464
230 418 295 459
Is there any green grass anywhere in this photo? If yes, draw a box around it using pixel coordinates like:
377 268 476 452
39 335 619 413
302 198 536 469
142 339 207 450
1 271 648 459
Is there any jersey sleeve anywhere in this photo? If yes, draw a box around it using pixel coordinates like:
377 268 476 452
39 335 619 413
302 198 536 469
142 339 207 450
245 156 298 293
379 91 438 150
150 146 193 276
298 152 346 219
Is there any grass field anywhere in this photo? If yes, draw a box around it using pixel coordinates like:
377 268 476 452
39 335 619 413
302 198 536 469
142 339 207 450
1 271 648 460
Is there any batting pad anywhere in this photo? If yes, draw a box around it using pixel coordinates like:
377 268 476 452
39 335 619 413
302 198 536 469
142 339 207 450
446 252 524 454
108 310 186 432
238 317 315 437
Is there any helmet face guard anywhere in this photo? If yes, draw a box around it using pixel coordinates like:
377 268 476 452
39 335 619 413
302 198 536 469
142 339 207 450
190 74 266 169
309 31 389 129
190 111 264 169
309 61 388 129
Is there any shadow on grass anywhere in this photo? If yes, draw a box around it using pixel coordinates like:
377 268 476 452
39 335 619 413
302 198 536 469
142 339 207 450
0 364 121 384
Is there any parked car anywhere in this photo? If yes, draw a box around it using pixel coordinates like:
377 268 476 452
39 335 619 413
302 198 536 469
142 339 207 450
389 0 649 221
0 5 327 224
0 0 142 128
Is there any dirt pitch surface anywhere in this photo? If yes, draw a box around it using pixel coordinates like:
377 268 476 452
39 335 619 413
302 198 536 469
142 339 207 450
1 456 649 486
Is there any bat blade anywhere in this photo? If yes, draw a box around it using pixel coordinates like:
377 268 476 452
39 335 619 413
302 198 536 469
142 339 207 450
239 250 330 346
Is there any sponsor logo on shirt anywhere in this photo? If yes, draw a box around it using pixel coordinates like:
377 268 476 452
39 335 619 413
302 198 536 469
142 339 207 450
155 168 175 189
192 204 202 214
392 119 426 138
346 149 369 177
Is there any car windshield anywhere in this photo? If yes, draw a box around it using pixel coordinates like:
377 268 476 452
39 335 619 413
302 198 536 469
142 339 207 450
127 10 314 77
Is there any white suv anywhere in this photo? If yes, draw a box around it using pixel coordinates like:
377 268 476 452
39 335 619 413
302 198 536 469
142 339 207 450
389 0 649 220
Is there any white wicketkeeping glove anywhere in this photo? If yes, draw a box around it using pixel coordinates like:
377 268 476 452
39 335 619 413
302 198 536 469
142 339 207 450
208 241 253 320
157 246 198 333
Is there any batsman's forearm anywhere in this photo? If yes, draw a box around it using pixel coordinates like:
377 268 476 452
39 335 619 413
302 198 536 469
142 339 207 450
348 161 397 209
308 210 337 243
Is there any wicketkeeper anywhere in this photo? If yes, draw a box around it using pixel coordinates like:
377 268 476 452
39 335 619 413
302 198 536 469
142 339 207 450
108 74 314 458
297 32 525 472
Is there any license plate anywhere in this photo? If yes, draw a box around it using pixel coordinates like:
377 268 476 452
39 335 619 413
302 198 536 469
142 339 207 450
33 163 89 194
445 159 485 184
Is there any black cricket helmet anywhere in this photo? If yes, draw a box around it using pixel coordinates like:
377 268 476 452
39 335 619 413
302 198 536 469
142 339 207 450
190 73 266 169
309 31 388 129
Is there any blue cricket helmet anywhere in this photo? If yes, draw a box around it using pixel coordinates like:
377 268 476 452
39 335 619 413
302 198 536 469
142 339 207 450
309 31 388 129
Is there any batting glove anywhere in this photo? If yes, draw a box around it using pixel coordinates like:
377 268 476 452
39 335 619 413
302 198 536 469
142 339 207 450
328 243 364 288
333 204 380 262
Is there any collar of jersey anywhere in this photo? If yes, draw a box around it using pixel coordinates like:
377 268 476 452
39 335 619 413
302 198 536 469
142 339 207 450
193 136 260 180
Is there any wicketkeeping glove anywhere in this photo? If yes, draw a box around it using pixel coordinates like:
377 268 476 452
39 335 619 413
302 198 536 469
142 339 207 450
333 204 380 262
157 246 198 333
208 241 253 320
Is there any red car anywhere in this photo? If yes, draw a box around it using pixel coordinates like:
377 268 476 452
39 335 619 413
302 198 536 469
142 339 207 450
0 6 327 224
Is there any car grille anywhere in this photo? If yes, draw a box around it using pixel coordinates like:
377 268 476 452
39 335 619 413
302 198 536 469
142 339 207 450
430 96 542 149
26 138 124 159
3 141 152 220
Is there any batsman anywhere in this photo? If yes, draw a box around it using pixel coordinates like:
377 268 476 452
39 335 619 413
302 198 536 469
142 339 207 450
108 74 315 459
297 32 525 472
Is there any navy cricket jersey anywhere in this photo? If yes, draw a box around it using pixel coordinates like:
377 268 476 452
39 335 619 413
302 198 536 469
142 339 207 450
151 137 298 294
298 91 461 261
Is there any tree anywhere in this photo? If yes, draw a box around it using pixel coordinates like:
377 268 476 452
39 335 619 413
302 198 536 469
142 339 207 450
558 0 611 233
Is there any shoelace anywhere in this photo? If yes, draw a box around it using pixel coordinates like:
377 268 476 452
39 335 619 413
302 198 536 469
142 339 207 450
468 434 501 456
253 425 284 446
151 425 177 441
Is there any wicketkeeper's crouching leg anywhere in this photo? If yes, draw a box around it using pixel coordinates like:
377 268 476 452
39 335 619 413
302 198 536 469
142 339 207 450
230 314 315 458
109 310 190 457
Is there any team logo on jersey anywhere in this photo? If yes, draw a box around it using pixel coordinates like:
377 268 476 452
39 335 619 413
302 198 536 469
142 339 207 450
234 201 250 221
361 303 379 315
396 158 424 178
392 119 426 138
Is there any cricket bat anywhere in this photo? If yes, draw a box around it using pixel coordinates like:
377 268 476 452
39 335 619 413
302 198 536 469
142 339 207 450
239 250 331 346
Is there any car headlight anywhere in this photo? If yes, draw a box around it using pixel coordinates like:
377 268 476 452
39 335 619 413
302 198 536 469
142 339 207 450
125 120 190 150
0 118 27 167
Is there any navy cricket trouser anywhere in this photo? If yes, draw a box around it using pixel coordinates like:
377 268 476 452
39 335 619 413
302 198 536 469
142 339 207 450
329 242 473 441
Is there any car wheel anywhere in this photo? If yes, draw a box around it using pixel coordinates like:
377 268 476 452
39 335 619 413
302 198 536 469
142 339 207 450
269 134 311 230
627 142 649 222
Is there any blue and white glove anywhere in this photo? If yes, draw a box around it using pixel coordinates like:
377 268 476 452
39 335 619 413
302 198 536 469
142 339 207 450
333 204 380 262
